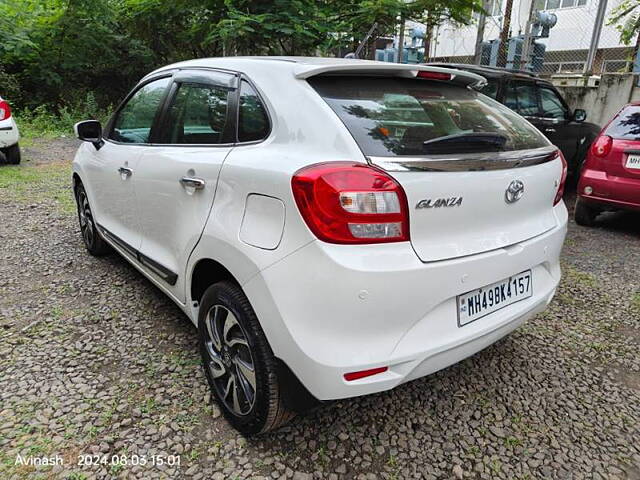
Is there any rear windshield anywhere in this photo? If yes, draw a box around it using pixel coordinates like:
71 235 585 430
309 76 548 157
604 105 640 139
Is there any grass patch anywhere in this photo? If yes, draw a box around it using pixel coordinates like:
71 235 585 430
631 292 640 311
14 94 111 142
66 473 88 480
0 162 75 214
140 397 157 414
0 165 43 188
564 266 597 288
186 447 200 461
504 436 522 448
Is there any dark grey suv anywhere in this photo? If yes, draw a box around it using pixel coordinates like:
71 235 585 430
429 63 601 177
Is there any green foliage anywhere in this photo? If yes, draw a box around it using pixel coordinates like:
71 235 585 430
608 0 640 45
1 0 480 116
16 93 112 139
212 0 331 55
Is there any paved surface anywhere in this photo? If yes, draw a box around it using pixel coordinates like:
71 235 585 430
1 141 639 479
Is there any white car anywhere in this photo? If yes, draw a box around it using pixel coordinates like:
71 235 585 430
0 96 20 164
72 57 568 435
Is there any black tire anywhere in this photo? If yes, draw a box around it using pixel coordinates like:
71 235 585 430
4 143 20 164
574 198 598 227
75 183 112 256
198 281 295 435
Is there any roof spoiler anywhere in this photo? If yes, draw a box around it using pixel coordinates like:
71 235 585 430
294 63 486 88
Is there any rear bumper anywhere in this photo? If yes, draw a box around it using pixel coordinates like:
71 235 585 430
243 203 568 401
578 167 640 211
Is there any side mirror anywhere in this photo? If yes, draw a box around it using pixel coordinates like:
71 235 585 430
74 120 104 150
573 109 587 123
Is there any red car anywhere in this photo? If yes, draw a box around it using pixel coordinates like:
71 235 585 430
575 102 640 226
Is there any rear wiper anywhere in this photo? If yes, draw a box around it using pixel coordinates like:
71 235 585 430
422 132 508 154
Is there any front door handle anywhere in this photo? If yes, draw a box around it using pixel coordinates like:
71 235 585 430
544 127 556 133
179 176 206 190
118 166 133 178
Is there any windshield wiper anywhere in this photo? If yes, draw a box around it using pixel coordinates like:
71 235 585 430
422 132 508 154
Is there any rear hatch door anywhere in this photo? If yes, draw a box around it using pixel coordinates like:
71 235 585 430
309 75 563 262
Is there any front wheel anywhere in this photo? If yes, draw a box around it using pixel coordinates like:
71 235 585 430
198 281 295 435
574 198 598 227
75 183 112 256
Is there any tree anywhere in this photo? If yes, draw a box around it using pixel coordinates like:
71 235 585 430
209 0 331 56
406 0 481 60
609 0 640 72
0 0 482 110
609 0 640 45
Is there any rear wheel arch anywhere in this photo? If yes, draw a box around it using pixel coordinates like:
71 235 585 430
190 258 240 306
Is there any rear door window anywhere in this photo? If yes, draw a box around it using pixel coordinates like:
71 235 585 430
604 105 640 139
164 83 230 144
309 76 548 157
238 80 270 142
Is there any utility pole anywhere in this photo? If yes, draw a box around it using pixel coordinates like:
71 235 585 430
520 0 537 70
498 0 514 67
397 15 406 63
584 0 608 74
474 0 490 65
424 24 432 61
424 12 434 62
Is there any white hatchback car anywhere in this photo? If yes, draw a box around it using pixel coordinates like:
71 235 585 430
0 96 21 164
73 57 568 435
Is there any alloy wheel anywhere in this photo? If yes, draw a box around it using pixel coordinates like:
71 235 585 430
203 305 257 416
77 190 95 248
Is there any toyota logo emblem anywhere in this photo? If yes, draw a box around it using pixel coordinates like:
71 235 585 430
505 180 525 204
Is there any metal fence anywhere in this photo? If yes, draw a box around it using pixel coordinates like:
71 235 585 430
418 0 634 77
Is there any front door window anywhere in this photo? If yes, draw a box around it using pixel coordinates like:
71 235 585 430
110 77 171 144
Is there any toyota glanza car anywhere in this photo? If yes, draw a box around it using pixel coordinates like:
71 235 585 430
72 57 568 435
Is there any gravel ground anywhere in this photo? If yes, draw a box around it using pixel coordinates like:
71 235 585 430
20 137 80 166
1 139 639 480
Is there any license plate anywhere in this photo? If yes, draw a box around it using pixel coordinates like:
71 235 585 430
457 270 532 327
626 154 640 169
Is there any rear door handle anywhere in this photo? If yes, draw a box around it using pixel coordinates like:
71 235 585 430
179 176 205 190
118 166 133 178
544 127 556 133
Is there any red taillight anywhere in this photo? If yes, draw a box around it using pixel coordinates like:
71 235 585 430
0 100 11 121
291 162 410 244
417 71 451 81
344 366 388 381
554 150 568 206
591 135 613 158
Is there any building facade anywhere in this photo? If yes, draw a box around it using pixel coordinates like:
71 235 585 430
428 0 633 75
